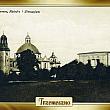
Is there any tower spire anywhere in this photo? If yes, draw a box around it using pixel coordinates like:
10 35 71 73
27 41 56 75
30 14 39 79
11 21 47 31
3 30 4 35
27 32 29 36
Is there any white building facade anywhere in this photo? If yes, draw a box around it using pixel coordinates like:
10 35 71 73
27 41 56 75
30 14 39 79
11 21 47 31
78 52 110 67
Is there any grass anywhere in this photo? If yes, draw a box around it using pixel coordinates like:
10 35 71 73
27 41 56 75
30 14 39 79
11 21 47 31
0 80 110 102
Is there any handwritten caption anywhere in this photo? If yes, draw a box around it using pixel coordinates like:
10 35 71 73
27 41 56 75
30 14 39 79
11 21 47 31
0 9 40 14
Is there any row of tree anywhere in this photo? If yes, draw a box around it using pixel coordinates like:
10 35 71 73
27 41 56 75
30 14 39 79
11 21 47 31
0 49 110 82
55 60 110 80
7 60 110 81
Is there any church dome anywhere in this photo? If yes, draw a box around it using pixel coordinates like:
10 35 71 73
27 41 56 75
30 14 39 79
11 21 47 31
17 43 40 54
17 34 40 54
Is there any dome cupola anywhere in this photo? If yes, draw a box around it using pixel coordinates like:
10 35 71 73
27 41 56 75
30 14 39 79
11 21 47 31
25 33 31 43
17 34 40 54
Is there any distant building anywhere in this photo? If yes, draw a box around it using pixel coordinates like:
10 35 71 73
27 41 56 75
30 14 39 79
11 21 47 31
49 52 61 68
0 33 61 74
78 51 110 67
40 55 50 69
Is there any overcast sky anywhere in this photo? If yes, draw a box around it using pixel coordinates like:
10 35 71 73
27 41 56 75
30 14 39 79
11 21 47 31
0 7 110 65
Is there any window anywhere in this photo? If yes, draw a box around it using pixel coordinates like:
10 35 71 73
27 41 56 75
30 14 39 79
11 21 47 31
96 59 100 64
55 59 56 62
87 60 91 65
44 63 46 69
91 59 96 67
6 53 8 56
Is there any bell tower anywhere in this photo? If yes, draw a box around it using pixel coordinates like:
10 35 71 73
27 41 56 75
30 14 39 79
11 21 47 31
0 33 10 74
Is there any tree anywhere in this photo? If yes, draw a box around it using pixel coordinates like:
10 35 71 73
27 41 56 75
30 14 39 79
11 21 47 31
94 63 107 80
56 59 79 80
0 70 5 83
16 49 40 80
37 69 50 80
8 71 19 81
85 62 94 80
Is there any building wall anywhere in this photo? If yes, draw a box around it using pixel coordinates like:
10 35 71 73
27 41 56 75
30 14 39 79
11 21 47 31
108 53 110 66
40 61 50 70
79 53 109 67
50 63 60 68
0 51 10 74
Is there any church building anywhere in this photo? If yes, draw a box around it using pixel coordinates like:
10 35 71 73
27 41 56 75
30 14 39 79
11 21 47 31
0 33 61 74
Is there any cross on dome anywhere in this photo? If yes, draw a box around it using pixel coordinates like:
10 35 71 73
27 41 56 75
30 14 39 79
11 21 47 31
3 30 4 35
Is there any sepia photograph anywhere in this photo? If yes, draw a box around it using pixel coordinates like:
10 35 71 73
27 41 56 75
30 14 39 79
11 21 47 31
0 7 110 102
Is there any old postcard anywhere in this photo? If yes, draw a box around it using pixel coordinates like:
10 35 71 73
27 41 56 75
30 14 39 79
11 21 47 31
0 6 109 103
0 1 110 110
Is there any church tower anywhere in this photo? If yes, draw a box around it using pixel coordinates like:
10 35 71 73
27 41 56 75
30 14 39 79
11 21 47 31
49 52 61 68
0 33 10 74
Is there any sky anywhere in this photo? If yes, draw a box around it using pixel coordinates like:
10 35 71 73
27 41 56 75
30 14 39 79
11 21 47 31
0 7 110 65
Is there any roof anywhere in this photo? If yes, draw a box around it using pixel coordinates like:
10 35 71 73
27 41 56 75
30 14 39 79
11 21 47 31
17 43 40 54
42 55 49 61
78 51 110 55
1 34 7 39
